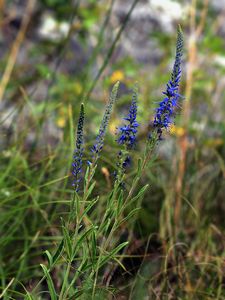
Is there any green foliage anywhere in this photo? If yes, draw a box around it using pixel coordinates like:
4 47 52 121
40 264 57 300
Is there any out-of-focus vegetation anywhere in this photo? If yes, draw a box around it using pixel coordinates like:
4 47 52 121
0 0 225 299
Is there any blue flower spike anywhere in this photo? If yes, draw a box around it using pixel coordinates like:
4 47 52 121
116 84 139 177
153 25 184 140
117 83 139 150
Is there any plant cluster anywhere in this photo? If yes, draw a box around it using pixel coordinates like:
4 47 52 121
28 26 184 299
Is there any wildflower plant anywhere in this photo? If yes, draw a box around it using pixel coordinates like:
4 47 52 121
34 26 184 299
116 84 139 181
117 85 139 149
153 25 184 140
91 81 120 162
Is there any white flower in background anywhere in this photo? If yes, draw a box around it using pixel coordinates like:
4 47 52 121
38 13 69 41
192 121 206 132
150 0 186 32
213 55 225 68
151 0 183 18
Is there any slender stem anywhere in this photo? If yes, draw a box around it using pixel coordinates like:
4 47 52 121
84 0 140 101
80 0 116 97
60 192 82 299
103 134 158 286
92 214 119 297
59 261 72 300
125 133 157 205
0 0 35 102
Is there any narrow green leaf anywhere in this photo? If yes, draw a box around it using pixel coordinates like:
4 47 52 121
85 181 96 199
69 192 80 221
116 190 124 216
73 227 95 259
62 226 73 260
80 197 98 220
137 158 142 174
24 293 34 300
52 239 64 265
68 290 84 299
91 230 97 262
117 208 141 228
84 165 97 190
99 241 129 269
106 189 115 209
129 184 149 205
40 264 57 300
44 250 53 268
114 257 128 272
84 166 90 184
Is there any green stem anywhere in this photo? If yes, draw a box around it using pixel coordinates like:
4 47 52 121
84 0 140 101
59 261 72 300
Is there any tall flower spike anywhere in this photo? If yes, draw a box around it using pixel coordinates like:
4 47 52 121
116 84 139 179
117 84 139 149
91 81 120 161
72 103 85 192
153 25 184 140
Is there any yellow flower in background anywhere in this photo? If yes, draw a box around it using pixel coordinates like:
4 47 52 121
57 117 66 128
110 70 124 84
170 124 185 137
109 119 120 134
56 106 67 128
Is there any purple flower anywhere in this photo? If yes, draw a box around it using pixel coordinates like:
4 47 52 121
116 85 139 178
153 25 184 140
117 86 139 149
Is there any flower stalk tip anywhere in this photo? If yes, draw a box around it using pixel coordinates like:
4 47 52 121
116 84 140 179
72 103 85 192
153 25 184 140
91 81 120 159
117 84 139 150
